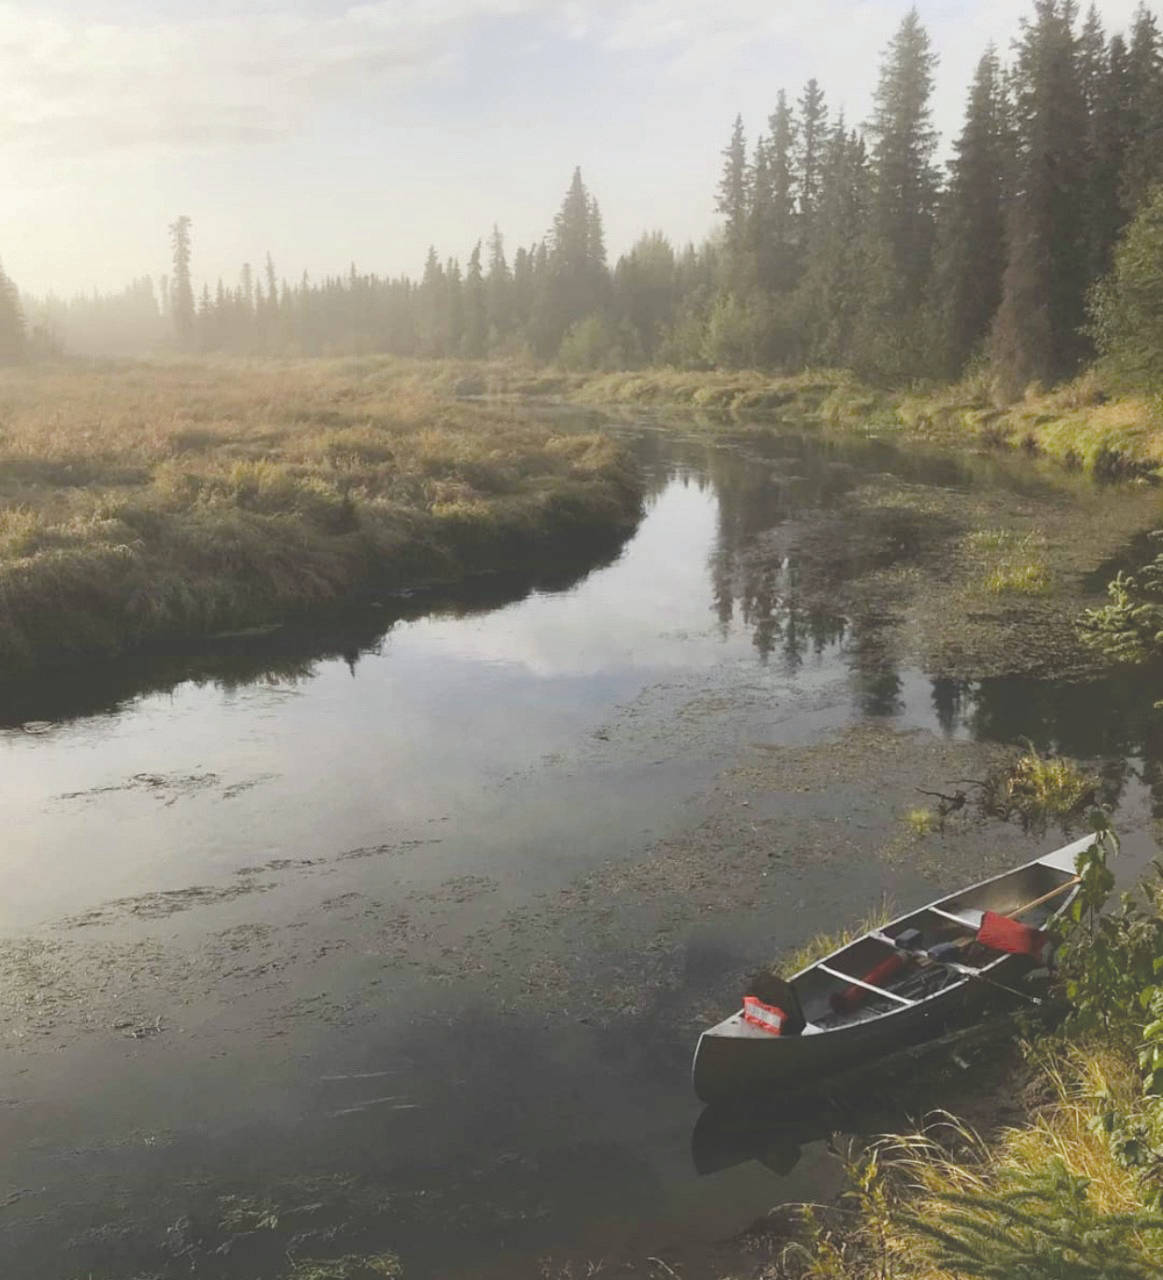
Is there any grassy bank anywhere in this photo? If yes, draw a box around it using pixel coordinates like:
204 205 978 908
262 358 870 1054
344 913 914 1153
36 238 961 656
561 365 1163 482
0 357 641 676
274 356 1163 484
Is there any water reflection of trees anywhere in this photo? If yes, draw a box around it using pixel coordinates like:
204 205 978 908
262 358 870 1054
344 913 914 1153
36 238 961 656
931 670 1163 817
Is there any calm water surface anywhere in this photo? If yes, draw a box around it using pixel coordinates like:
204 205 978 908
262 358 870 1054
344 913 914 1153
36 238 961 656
2 427 1161 1278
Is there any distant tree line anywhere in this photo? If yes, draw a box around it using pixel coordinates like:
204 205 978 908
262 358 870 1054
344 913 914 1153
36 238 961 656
13 1 1163 395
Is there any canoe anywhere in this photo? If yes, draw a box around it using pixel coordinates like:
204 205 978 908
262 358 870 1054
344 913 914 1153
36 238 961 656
691 834 1091 1105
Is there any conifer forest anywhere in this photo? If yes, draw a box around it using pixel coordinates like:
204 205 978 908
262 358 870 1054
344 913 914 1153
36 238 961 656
4 0 1163 401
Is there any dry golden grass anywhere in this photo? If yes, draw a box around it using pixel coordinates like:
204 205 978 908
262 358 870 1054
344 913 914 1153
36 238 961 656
773 1043 1163 1280
0 357 641 675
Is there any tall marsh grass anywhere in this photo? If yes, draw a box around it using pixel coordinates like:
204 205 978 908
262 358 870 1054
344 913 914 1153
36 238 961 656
789 1044 1163 1279
0 358 642 675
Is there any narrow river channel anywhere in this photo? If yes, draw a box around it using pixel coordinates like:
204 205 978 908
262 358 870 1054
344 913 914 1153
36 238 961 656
2 422 1161 1278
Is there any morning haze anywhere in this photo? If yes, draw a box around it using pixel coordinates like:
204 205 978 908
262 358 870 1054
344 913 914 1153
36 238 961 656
3 3 1163 1279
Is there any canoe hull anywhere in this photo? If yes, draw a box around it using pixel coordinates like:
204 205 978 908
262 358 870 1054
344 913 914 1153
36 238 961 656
692 978 990 1103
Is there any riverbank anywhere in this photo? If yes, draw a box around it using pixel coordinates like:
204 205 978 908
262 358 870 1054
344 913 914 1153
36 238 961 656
568 367 1163 482
350 355 1163 483
0 359 641 677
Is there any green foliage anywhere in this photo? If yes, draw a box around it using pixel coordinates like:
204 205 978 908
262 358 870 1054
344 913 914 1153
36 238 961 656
1091 187 1163 392
1080 533 1163 665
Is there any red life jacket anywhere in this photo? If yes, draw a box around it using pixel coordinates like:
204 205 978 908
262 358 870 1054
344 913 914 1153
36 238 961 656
742 995 790 1035
977 911 1052 962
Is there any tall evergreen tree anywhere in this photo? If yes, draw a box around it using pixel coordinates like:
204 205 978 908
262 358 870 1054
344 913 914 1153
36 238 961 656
485 225 510 342
464 241 487 358
417 246 446 357
797 79 829 240
1121 4 1163 214
538 168 609 355
935 44 1012 374
866 8 940 304
748 135 773 288
716 114 750 284
796 118 872 367
1088 30 1134 280
767 90 799 290
991 0 1092 390
168 215 195 348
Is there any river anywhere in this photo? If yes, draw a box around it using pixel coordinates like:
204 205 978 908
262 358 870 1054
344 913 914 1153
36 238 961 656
1 422 1161 1278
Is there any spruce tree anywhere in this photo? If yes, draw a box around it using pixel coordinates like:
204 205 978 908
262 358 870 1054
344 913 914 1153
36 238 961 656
1089 31 1134 280
716 114 750 287
866 8 940 303
747 135 773 288
539 168 609 356
935 45 1011 374
796 118 872 367
463 241 487 358
797 79 829 240
485 225 510 343
1121 4 1163 215
991 0 1091 391
168 215 195 348
417 246 446 357
767 90 799 290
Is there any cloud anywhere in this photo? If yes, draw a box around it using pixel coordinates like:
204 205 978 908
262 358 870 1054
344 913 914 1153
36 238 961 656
0 0 1149 161
0 1 547 153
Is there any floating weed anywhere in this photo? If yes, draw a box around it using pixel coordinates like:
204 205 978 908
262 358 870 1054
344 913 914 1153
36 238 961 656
984 560 1052 595
284 1254 402 1280
966 527 1052 596
904 807 937 837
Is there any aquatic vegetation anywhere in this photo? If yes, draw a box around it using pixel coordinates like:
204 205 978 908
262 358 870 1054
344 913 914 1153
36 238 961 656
904 807 937 837
0 359 642 676
965 528 1053 597
983 560 1052 595
978 748 1098 831
283 1254 402 1280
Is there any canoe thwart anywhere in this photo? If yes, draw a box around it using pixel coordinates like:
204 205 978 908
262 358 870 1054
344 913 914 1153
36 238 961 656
816 962 917 1006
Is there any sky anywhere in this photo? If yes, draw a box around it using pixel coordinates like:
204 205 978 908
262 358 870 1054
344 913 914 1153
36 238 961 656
1 0 1148 298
